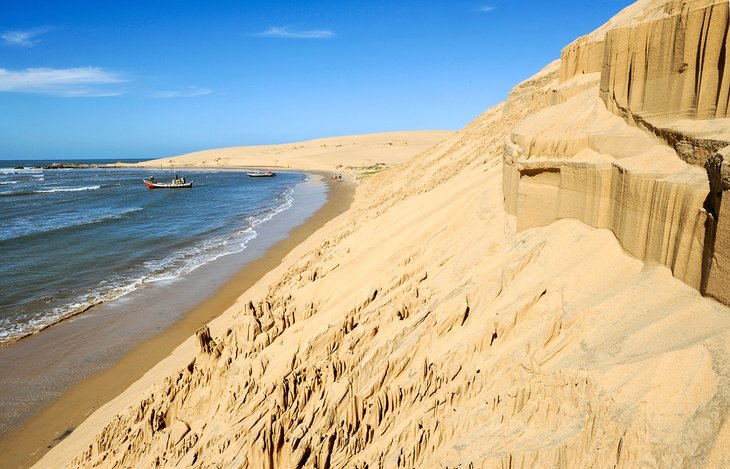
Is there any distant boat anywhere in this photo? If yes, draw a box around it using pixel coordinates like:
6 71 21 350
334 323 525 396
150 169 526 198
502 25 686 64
143 178 193 189
246 170 276 178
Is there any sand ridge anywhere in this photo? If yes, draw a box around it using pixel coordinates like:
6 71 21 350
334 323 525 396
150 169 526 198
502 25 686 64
133 131 455 180
36 0 730 467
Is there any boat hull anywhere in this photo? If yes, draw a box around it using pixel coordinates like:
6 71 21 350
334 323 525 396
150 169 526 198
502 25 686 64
143 179 193 189
246 171 276 178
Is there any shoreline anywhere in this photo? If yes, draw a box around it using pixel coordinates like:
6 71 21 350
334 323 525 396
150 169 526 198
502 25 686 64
0 171 355 468
0 167 310 350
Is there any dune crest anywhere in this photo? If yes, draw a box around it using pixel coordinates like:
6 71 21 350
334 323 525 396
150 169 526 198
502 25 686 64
135 131 455 179
38 1 730 467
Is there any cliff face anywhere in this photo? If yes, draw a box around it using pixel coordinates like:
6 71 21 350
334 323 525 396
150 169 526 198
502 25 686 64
559 38 604 83
37 1 730 468
601 0 730 121
505 0 730 305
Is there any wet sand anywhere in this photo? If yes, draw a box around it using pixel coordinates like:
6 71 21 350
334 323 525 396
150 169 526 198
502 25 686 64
0 172 354 468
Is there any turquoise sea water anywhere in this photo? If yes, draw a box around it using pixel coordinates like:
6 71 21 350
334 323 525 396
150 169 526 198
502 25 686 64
0 160 306 344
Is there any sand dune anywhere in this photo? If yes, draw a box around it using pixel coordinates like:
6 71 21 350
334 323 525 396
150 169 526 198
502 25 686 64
135 131 454 179
37 0 730 467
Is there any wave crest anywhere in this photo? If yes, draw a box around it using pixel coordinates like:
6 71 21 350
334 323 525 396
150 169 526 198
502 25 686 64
36 185 101 193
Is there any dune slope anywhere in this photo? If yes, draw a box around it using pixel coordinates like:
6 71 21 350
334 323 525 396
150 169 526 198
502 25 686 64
134 131 454 178
38 1 730 467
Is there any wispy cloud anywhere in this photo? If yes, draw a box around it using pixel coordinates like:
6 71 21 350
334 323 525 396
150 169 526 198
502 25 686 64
0 67 126 97
2 27 52 48
152 86 212 98
255 26 335 39
478 5 496 12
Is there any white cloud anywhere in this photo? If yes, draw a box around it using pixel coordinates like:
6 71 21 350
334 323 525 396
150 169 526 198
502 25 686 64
0 67 126 97
152 86 212 98
2 27 52 48
479 5 496 12
255 26 335 39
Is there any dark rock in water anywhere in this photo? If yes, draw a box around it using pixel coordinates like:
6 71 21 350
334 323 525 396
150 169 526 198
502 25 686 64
35 162 101 170
14 166 24 169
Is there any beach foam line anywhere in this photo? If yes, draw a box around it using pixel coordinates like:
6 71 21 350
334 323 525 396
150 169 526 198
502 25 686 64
0 268 150 346
0 226 257 344
139 185 297 284
0 185 101 198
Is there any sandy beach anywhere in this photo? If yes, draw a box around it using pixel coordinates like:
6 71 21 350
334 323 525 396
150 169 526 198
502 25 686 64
0 131 451 468
0 174 340 468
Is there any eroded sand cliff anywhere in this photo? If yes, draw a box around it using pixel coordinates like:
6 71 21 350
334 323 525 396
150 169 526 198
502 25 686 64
38 0 730 467
504 0 730 305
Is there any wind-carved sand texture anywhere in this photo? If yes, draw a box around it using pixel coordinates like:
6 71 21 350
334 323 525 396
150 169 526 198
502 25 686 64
37 0 730 467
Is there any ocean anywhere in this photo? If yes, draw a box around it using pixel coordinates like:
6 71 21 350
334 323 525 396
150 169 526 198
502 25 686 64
0 159 308 345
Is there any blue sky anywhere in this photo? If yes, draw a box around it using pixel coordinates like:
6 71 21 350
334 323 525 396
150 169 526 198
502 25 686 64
0 0 634 160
